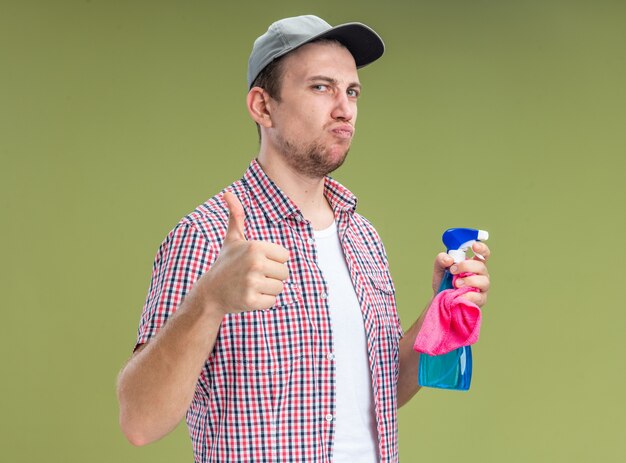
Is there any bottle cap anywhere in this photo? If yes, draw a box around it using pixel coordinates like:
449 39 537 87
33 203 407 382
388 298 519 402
448 249 467 263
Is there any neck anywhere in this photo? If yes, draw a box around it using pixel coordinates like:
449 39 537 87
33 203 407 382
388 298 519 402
257 152 335 230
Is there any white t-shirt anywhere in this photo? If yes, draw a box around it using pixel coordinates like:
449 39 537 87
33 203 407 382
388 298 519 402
313 221 379 463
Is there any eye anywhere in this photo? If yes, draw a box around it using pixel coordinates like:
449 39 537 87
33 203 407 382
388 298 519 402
312 84 329 92
347 88 360 98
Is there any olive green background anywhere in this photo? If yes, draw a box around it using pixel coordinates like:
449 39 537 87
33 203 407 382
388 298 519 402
2 0 625 461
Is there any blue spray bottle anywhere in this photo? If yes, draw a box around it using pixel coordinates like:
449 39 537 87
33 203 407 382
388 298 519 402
418 228 489 391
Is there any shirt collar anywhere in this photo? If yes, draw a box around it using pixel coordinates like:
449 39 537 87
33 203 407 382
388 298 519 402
323 174 358 215
242 159 358 224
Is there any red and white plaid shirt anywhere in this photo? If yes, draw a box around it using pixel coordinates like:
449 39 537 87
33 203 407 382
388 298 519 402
137 159 404 462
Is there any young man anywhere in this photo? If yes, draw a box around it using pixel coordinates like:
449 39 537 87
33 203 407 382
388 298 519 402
117 15 491 462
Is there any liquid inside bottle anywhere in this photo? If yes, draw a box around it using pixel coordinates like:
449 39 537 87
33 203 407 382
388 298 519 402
418 270 473 391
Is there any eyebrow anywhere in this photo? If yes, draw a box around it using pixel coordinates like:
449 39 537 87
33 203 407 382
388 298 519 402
307 75 362 91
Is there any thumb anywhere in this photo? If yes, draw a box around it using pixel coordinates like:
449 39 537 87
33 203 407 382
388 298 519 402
223 191 246 242
432 252 453 293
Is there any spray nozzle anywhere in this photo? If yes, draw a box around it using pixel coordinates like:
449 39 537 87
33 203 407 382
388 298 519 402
442 228 489 263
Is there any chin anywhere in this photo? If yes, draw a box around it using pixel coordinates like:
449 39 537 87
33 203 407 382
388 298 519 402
328 142 351 160
324 149 350 173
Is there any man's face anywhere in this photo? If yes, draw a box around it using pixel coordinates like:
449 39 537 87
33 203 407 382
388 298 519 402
266 41 361 179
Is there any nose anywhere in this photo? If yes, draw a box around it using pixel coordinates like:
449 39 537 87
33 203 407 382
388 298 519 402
330 91 355 122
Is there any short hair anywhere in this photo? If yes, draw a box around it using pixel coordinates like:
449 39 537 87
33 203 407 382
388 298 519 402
250 54 287 141
251 54 287 102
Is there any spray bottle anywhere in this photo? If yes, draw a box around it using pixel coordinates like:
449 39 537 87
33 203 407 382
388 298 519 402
418 228 489 391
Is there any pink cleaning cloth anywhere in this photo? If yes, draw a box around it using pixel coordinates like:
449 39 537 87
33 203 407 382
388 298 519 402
413 273 482 356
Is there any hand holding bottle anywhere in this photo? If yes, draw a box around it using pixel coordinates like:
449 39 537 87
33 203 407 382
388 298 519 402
432 241 491 306
419 228 492 390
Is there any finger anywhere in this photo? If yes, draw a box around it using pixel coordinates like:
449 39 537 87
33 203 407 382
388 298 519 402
249 294 277 311
264 260 289 281
262 242 290 263
460 291 487 308
472 242 491 261
455 274 490 292
223 191 246 243
434 252 454 272
451 259 489 276
258 278 285 296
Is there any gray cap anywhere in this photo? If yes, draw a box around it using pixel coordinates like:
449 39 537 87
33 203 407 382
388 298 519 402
247 15 385 88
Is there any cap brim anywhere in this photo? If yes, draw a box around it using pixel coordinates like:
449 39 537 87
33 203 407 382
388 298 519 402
270 22 385 70
311 22 385 68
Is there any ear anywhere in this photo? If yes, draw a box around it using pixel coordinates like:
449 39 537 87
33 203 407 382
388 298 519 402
246 87 273 129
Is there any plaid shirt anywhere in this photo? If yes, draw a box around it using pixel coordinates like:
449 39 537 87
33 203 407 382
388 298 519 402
137 160 404 462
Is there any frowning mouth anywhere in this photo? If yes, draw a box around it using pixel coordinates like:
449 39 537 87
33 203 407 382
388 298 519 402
330 124 354 139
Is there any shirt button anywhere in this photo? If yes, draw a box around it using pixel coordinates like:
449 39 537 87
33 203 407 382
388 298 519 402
326 352 335 361
325 414 334 422
321 292 328 299
308 237 315 245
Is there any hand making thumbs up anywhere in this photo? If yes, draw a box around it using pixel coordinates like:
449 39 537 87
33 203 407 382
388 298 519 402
198 191 291 314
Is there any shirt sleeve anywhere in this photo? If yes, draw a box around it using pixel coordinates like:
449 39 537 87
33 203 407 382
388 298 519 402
135 221 217 349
